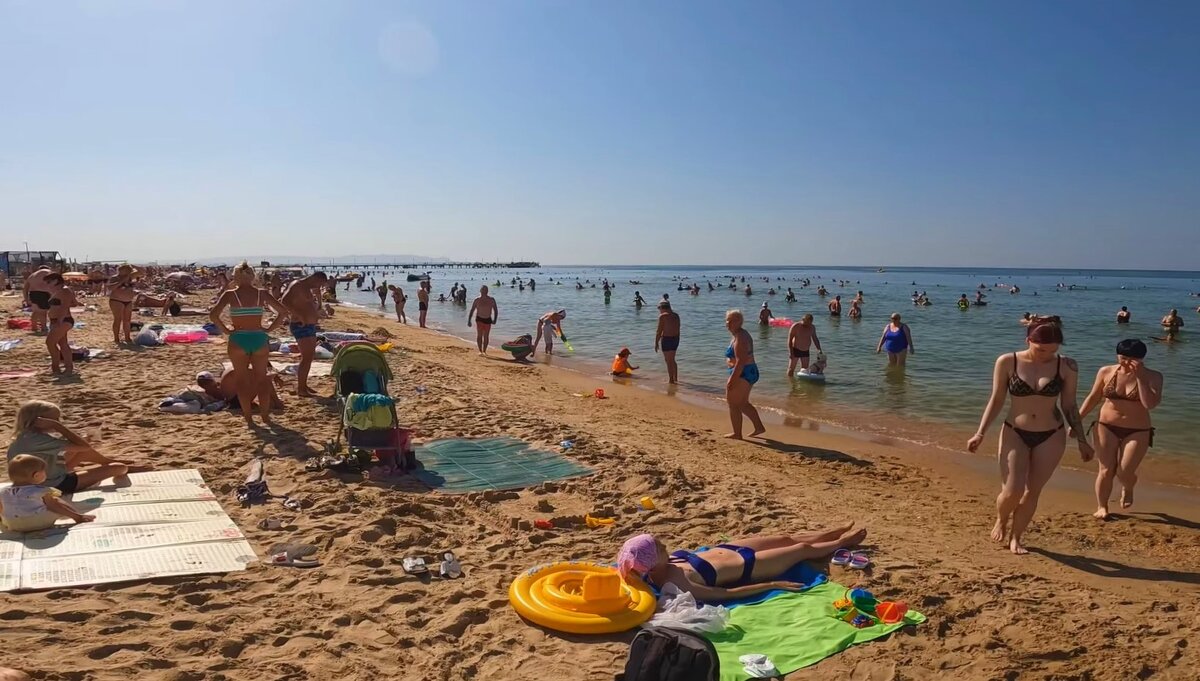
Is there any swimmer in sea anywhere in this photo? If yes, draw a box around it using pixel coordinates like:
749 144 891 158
723 310 765 440
1161 309 1183 333
848 300 862 319
787 314 822 376
758 302 773 325
1116 306 1130 324
634 291 646 309
785 288 796 302
828 295 841 317
467 285 499 355
654 301 681 384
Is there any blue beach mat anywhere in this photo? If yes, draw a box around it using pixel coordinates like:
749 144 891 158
413 437 593 492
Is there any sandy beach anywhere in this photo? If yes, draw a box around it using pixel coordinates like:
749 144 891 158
1 298 1198 681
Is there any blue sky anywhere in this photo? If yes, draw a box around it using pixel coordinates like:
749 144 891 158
1 0 1197 268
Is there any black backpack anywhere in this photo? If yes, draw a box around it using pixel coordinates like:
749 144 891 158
616 626 719 681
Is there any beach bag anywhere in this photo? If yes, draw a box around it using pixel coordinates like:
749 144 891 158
615 626 719 681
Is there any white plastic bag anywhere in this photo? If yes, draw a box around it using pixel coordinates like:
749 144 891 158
648 583 729 634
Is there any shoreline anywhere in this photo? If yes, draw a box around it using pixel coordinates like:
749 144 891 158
370 302 1200 493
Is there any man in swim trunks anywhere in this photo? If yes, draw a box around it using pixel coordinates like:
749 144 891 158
280 271 329 397
787 314 822 376
654 301 681 384
758 302 773 325
417 282 430 328
467 285 499 354
22 267 55 333
828 295 841 316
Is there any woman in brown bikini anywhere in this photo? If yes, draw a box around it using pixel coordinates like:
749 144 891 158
1078 339 1163 519
967 321 1093 554
107 265 140 344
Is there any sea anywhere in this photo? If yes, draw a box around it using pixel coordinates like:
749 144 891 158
330 266 1199 466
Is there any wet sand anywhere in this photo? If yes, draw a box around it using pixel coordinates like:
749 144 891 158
0 296 1197 680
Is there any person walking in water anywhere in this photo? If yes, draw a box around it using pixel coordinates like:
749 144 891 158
758 302 773 325
532 310 567 356
634 291 646 309
467 285 499 355
390 286 408 324
787 314 822 376
1116 306 1130 324
280 271 328 398
654 301 681 384
417 282 430 328
376 281 388 307
876 313 914 367
828 295 842 316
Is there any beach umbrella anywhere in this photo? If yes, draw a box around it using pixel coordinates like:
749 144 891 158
62 272 88 282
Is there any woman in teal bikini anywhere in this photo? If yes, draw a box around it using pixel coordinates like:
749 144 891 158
724 309 765 440
210 262 289 427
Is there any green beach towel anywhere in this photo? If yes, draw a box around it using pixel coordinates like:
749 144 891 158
413 437 593 492
704 581 925 680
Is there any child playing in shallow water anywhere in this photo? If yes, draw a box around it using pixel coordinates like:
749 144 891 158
611 348 638 376
0 455 94 532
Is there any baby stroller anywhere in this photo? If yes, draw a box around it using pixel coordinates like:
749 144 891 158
325 343 415 471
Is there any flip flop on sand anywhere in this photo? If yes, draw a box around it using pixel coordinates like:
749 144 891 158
268 543 320 568
849 551 871 570
403 556 429 575
439 551 462 579
831 549 852 567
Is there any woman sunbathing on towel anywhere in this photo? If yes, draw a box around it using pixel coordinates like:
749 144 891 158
617 523 866 601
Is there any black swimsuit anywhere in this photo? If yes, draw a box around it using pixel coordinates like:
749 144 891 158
1004 354 1064 450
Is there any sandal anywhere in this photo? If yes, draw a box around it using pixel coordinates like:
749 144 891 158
402 556 428 575
268 542 320 568
848 551 870 570
439 551 462 579
831 549 852 567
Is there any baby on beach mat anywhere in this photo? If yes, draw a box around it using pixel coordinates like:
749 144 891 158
0 455 94 532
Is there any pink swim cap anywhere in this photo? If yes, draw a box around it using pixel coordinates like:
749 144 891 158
617 534 659 578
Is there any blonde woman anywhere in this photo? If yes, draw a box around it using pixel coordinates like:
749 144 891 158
724 310 765 440
6 401 144 494
209 262 289 427
107 264 140 344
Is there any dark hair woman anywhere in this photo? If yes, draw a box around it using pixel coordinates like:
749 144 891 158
966 321 1093 554
1078 339 1163 519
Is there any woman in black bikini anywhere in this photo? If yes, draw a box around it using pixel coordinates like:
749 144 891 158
43 274 78 374
108 265 140 344
967 321 1093 554
1078 339 1162 519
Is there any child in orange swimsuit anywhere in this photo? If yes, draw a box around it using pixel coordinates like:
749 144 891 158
611 348 638 376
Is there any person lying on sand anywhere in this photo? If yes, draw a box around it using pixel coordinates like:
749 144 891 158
6 400 152 494
617 523 866 602
217 367 284 412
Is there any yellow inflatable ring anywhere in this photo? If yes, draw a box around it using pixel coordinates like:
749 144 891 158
509 561 656 634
